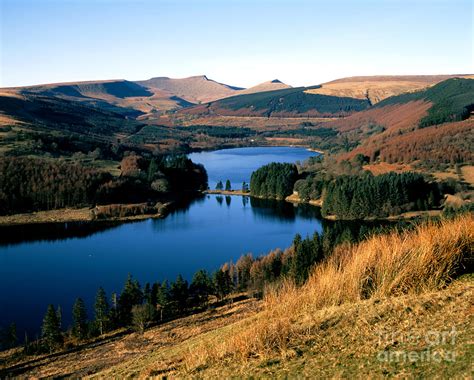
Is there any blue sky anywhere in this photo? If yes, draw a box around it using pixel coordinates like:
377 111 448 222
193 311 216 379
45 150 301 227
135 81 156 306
0 0 472 88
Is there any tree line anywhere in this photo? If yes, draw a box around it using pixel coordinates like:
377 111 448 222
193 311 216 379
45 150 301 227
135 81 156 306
250 162 298 200
294 171 441 219
0 154 207 215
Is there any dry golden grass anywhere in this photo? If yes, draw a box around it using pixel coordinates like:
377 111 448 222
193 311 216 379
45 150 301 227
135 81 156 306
363 162 413 175
183 215 473 369
172 115 335 130
307 75 474 103
461 165 474 187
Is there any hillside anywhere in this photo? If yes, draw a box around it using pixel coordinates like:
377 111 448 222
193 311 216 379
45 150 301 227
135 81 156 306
0 91 141 137
306 74 474 104
327 78 474 167
1 216 472 378
4 79 193 115
180 86 371 118
136 75 243 104
238 79 291 95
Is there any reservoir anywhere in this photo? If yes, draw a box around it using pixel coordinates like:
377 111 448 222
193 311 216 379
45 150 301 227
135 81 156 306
0 147 321 336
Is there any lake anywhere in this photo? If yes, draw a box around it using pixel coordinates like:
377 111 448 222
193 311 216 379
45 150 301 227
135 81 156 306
189 146 318 189
0 146 320 337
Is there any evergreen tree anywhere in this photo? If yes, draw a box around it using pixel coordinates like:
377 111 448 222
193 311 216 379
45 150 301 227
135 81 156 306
250 163 298 199
147 158 159 182
242 181 249 193
118 274 143 325
190 269 212 306
72 298 88 340
156 280 170 321
94 287 109 335
109 292 119 328
213 267 232 300
56 306 62 331
42 304 62 353
215 180 223 190
150 282 159 308
225 179 232 191
0 323 17 349
170 275 188 314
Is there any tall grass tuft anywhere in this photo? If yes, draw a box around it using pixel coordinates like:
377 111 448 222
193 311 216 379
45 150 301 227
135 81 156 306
184 215 473 369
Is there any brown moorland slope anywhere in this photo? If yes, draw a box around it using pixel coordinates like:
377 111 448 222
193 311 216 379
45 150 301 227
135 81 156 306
347 118 474 165
136 75 243 104
4 79 193 115
306 74 474 104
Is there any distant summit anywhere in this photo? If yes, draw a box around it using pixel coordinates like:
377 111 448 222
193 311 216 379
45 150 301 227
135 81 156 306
136 75 243 103
239 79 291 95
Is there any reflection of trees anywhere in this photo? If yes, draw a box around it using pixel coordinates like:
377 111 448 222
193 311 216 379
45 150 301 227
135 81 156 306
0 221 122 247
249 197 297 222
216 196 223 205
242 196 249 207
225 196 231 207
294 203 322 220
169 193 206 215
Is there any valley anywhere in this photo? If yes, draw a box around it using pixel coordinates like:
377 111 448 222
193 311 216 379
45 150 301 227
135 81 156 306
0 72 473 378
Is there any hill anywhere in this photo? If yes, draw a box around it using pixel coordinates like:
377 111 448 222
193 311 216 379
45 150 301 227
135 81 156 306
238 79 291 95
136 75 244 104
326 78 474 167
1 215 472 377
4 79 193 116
306 74 474 104
180 86 371 118
0 91 141 137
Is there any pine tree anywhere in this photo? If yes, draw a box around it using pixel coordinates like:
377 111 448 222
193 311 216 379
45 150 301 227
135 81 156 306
156 280 170 321
170 275 188 314
147 159 159 182
215 181 223 190
56 305 62 331
242 181 249 193
190 269 212 306
118 274 143 325
42 304 62 353
72 298 88 340
225 180 232 191
213 267 232 301
94 287 109 335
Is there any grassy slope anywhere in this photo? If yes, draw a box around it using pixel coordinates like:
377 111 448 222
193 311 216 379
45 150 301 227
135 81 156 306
306 74 474 104
0 92 141 136
6 79 193 115
328 79 474 167
376 78 474 128
181 86 371 117
1 216 472 378
136 75 242 104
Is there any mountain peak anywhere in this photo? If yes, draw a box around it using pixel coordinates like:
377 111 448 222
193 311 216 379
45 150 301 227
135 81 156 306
270 79 283 84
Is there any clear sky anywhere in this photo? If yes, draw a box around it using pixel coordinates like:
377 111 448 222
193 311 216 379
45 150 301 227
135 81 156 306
0 0 472 88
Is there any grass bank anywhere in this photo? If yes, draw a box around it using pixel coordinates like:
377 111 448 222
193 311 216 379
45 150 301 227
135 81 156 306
0 202 171 226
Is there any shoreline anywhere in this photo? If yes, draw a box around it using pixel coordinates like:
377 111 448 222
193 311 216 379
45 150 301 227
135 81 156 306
204 191 442 221
0 202 172 227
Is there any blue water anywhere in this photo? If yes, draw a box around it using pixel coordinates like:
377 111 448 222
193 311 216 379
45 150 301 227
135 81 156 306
0 146 321 337
189 146 317 189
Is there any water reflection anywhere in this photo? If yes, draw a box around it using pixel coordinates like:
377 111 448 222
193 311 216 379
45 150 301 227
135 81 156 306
0 221 122 247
